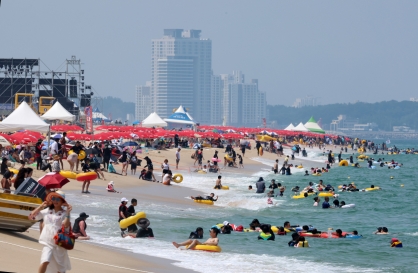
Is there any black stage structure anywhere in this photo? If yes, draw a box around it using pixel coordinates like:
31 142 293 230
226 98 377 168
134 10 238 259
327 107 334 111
0 56 93 118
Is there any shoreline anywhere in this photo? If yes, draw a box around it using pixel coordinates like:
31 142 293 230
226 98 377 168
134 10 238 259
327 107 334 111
0 229 197 273
3 141 344 273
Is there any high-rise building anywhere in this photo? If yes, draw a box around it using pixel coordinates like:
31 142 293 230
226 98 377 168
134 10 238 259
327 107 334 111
151 29 212 123
214 71 266 127
135 82 152 122
292 96 318 108
210 74 222 125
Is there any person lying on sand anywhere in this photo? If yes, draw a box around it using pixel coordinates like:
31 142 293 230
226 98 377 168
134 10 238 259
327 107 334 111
172 227 219 250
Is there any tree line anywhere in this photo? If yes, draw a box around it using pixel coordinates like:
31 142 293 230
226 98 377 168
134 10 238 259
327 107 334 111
267 100 418 131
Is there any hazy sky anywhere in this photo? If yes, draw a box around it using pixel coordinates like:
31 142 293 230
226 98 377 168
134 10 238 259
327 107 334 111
1 1 417 106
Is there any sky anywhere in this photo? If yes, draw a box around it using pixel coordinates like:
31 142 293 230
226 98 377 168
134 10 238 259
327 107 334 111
1 1 417 106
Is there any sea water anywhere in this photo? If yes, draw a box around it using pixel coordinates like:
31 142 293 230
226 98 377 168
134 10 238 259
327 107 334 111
68 140 418 273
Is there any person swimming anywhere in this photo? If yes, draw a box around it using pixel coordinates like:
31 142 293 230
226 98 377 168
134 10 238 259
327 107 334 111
267 197 273 205
335 229 346 238
390 238 403 248
249 219 261 230
191 193 218 202
291 186 300 193
288 232 299 246
374 227 389 234
257 224 275 241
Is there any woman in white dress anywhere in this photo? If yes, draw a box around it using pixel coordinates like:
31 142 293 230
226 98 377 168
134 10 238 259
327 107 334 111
29 191 72 273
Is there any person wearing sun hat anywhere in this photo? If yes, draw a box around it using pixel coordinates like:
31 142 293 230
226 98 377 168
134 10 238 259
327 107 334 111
51 154 61 173
73 212 90 240
28 190 72 273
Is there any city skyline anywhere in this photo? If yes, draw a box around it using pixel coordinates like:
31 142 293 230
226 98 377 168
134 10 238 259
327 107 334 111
1 1 417 106
136 29 267 126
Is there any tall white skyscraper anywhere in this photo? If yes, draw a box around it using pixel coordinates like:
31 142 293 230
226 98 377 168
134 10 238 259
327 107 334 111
151 29 212 123
212 71 267 127
135 82 152 122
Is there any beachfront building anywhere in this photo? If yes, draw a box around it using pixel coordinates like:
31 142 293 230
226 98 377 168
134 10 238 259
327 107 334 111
292 96 319 108
151 29 212 123
218 71 266 127
135 82 152 123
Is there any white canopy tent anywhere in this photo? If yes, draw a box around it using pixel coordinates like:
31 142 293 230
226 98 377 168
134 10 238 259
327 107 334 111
164 105 196 125
292 122 309 132
41 101 75 122
142 112 167 127
284 123 295 131
0 101 50 133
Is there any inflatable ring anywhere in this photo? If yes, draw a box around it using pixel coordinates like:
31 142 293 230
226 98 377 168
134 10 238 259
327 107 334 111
214 185 229 190
365 187 380 191
224 154 233 162
339 160 348 167
318 192 333 197
119 211 146 229
172 174 183 183
292 192 315 199
68 149 86 160
60 171 77 179
297 165 304 169
346 234 362 239
271 226 278 233
194 199 213 205
312 173 322 176
76 172 98 182
185 244 222 252
8 168 19 174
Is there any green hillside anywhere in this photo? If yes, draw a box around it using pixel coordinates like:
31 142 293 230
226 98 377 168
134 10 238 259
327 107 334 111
267 100 418 131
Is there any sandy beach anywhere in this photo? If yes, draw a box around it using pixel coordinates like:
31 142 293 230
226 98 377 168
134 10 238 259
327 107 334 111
2 140 340 272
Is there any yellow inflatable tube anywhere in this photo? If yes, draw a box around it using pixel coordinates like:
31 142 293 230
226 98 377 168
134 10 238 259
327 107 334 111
60 171 77 179
292 192 315 199
318 192 333 197
68 150 86 160
172 174 183 183
8 168 19 174
119 211 146 229
194 199 214 205
186 245 222 252
339 160 348 167
312 173 322 176
214 185 229 190
365 187 380 191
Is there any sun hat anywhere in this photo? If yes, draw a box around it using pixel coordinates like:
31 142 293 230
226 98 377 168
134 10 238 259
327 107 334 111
46 190 67 203
80 212 89 218
223 221 229 226
391 238 398 243
121 197 129 203
137 218 150 228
